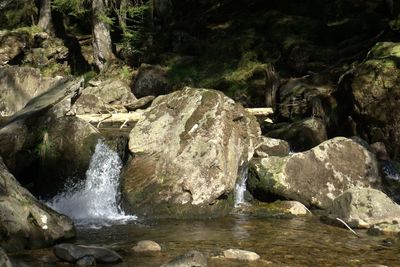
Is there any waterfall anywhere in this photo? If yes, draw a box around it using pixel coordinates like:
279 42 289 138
234 167 248 207
47 140 136 228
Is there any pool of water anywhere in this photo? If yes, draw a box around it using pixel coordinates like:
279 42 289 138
11 214 400 266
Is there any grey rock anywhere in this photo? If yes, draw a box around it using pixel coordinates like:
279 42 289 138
266 117 327 152
0 157 75 252
161 250 207 267
132 240 161 252
327 188 400 230
84 78 136 105
122 87 260 218
76 256 96 266
0 66 62 116
223 249 260 261
124 95 155 111
53 243 122 263
248 137 380 208
254 136 290 157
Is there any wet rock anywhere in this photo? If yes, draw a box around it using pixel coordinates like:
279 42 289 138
223 249 260 261
0 247 12 267
0 77 100 197
53 243 122 263
132 64 171 97
132 240 161 252
161 250 207 267
0 66 62 116
76 256 96 266
248 137 380 208
0 157 75 252
235 201 310 218
122 87 260 218
265 117 327 152
85 79 136 105
327 188 400 233
254 136 290 157
347 42 400 160
124 96 155 111
34 116 100 197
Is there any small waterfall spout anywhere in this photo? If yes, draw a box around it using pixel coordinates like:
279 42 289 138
48 140 136 228
234 167 248 207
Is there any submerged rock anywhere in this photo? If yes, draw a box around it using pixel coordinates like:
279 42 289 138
53 243 122 263
235 200 310 218
248 137 380 208
132 240 162 252
0 156 75 252
223 249 260 261
326 188 400 232
122 87 260 218
161 250 207 267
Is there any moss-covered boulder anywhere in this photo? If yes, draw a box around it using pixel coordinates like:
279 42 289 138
0 156 75 252
350 42 400 160
122 87 260 218
248 137 381 208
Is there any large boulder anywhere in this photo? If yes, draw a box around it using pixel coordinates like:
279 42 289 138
0 156 75 252
0 77 100 197
349 42 400 160
0 66 61 116
326 188 400 234
122 87 260 218
248 137 381 208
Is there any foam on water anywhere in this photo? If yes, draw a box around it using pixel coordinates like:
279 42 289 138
47 140 136 228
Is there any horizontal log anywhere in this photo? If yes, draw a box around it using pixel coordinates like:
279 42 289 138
76 107 274 128
246 107 273 116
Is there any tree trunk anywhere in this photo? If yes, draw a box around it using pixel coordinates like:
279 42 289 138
92 0 115 71
38 0 54 34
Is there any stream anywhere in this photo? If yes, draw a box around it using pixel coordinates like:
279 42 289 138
10 138 400 266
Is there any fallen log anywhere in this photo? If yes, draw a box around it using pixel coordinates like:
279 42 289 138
76 107 274 128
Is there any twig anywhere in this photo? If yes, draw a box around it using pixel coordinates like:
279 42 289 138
120 119 128 129
336 218 360 238
97 114 112 128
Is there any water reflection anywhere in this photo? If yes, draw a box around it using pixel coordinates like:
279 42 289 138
11 216 400 266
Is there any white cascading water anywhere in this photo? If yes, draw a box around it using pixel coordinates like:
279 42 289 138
234 167 248 207
47 140 136 228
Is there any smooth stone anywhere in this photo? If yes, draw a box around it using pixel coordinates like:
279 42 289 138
132 240 161 252
53 243 122 263
161 250 207 267
76 256 96 266
223 249 260 261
